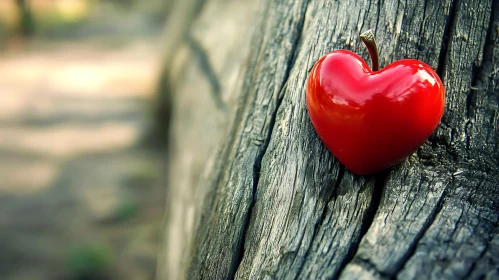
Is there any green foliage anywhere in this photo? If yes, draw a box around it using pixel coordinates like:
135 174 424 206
34 10 88 36
111 199 139 222
65 242 113 278
18 1 35 36
0 22 7 45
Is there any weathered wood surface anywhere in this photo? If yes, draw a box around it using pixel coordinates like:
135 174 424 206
158 0 499 279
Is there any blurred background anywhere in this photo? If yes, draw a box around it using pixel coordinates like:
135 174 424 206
0 0 169 279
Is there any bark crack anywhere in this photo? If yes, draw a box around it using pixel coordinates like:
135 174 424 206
332 170 390 279
392 181 450 277
350 258 392 279
294 165 345 279
227 1 311 278
436 0 459 81
417 0 428 41
194 1 273 277
467 0 498 119
461 219 499 279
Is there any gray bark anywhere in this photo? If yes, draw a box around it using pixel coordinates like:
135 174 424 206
158 0 499 279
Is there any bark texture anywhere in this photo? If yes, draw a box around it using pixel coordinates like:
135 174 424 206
158 0 499 279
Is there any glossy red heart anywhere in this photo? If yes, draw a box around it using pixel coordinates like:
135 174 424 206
306 50 445 175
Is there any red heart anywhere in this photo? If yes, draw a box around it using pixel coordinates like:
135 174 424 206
306 50 445 175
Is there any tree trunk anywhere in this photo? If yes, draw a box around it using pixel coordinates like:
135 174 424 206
16 0 34 36
158 0 499 279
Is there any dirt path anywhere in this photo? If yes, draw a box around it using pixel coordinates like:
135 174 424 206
0 40 165 280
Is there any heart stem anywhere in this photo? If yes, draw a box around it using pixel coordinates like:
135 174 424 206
360 30 380 71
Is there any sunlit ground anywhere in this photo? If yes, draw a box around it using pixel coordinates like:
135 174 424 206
0 1 166 279
0 41 161 192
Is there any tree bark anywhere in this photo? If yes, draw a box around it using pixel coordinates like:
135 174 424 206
158 0 499 279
